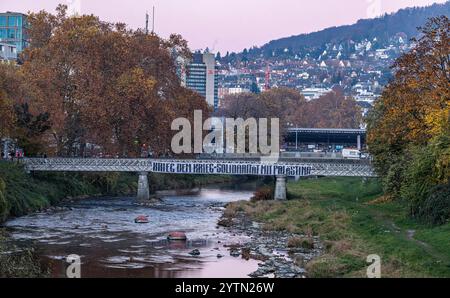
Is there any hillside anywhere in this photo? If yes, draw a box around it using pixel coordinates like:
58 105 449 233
239 2 449 57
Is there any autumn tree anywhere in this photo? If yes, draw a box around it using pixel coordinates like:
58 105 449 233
0 59 50 155
0 64 17 139
13 103 51 156
368 16 449 177
367 16 449 224
303 88 362 129
20 5 209 157
218 87 361 130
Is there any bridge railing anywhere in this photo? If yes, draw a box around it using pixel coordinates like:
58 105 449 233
22 157 377 178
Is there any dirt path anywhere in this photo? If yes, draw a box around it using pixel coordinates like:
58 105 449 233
368 207 450 263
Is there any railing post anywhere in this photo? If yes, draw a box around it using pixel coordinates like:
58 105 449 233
274 175 287 201
137 172 150 201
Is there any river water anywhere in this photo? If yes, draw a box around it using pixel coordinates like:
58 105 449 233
4 182 262 278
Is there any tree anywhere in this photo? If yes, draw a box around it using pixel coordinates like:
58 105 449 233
0 73 14 139
218 87 361 130
367 16 449 224
303 88 362 129
250 82 260 94
20 6 209 157
13 103 51 156
0 64 22 139
368 16 449 177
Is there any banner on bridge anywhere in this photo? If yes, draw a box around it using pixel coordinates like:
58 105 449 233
151 161 312 176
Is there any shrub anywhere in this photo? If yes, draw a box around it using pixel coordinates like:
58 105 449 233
0 233 49 277
382 156 408 200
287 236 314 249
417 183 450 226
0 178 7 222
251 186 274 202
402 135 449 221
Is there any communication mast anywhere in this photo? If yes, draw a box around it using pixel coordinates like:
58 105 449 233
152 6 155 34
145 6 155 35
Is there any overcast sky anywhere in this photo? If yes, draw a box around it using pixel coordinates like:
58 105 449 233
1 0 447 52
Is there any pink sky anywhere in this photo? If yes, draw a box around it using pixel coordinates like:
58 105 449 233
0 0 447 52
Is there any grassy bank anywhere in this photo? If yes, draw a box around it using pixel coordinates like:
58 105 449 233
225 177 450 278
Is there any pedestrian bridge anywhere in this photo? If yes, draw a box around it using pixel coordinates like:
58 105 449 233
23 158 376 201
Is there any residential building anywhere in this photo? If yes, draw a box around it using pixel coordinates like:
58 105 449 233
0 42 17 61
218 87 250 99
186 52 219 110
0 12 29 53
301 87 332 101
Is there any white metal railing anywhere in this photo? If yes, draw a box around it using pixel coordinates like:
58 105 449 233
22 158 377 177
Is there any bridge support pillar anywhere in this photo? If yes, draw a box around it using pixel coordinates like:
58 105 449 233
274 175 287 201
137 172 150 201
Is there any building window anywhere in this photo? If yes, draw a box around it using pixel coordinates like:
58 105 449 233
0 16 6 27
8 16 17 27
0 29 6 39
7 29 15 39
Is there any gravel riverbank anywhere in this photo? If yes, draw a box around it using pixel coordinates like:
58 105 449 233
218 208 323 278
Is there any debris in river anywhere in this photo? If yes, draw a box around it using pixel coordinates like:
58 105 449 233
134 215 149 224
167 232 187 241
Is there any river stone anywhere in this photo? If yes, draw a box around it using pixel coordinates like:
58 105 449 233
293 254 305 267
230 249 240 257
249 269 266 278
189 249 201 256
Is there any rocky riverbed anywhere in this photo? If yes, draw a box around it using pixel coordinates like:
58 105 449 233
218 208 323 278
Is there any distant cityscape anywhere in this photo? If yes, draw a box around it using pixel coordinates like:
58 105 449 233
1 2 447 118
170 31 412 120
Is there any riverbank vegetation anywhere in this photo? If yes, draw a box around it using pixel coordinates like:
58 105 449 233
225 177 450 277
0 231 49 278
367 16 449 226
0 162 233 223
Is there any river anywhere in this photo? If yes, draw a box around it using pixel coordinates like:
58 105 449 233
4 182 262 278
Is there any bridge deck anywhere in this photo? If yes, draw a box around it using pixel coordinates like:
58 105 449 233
23 158 377 177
